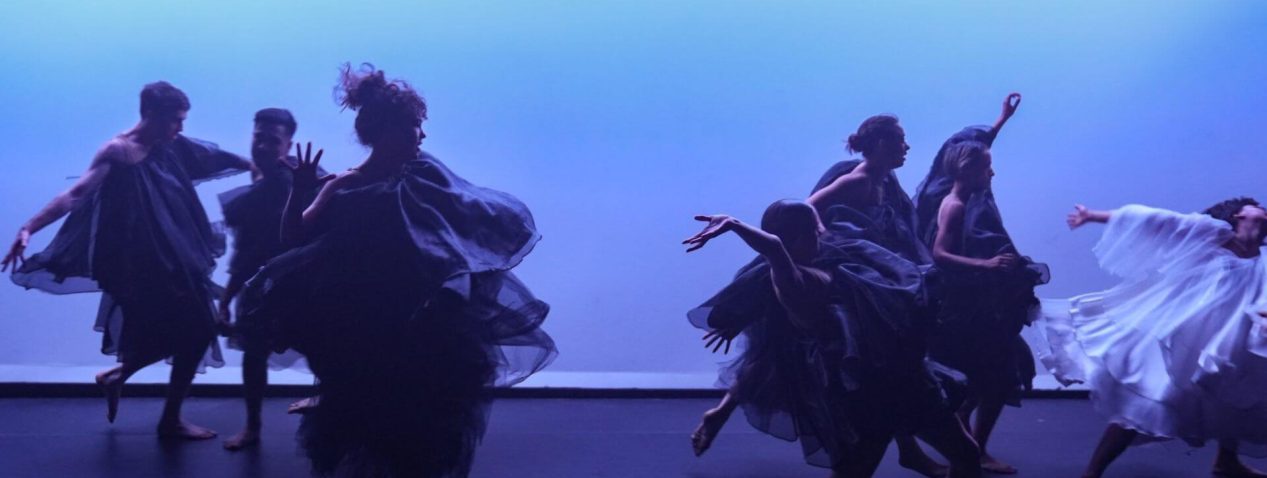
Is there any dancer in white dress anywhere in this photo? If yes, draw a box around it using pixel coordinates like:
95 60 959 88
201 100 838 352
1044 198 1267 478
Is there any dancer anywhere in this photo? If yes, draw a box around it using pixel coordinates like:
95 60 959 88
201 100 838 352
241 64 555 477
2 82 251 439
216 108 323 450
916 94 1048 474
689 115 980 477
1046 199 1267 478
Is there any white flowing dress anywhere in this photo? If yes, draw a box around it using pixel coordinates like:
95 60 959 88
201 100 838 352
1039 205 1267 449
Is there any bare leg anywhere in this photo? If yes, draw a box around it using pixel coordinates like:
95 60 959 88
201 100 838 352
915 415 981 478
224 350 267 450
1213 440 1267 478
95 357 160 423
691 391 739 456
956 396 979 435
287 395 321 414
972 393 1015 474
1082 423 1136 478
897 434 950 477
156 343 216 440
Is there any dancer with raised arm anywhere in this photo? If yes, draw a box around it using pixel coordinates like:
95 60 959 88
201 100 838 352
1045 199 1267 478
241 64 555 477
2 82 252 439
689 115 980 477
916 94 1049 474
216 108 324 450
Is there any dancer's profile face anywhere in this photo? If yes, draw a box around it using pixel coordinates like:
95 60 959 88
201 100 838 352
251 122 292 171
377 118 426 155
1235 204 1267 223
872 126 909 169
143 109 186 142
962 151 994 191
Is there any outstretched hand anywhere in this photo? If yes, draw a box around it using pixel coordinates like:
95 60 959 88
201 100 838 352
683 215 736 252
703 327 742 354
1 228 31 273
1001 92 1022 120
1067 205 1092 230
287 142 335 191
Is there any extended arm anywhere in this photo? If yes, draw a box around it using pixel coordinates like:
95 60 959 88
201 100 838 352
1067 204 1111 230
3 144 116 271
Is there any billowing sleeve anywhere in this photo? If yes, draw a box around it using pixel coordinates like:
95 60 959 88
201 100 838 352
1093 204 1232 279
174 136 249 183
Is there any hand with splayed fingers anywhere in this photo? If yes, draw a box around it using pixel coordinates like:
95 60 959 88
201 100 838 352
683 215 737 253
703 327 742 354
1 228 31 274
288 142 335 192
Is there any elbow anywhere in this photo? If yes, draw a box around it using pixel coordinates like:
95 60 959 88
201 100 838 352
931 249 954 267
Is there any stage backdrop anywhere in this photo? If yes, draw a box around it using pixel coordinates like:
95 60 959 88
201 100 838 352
1 1 1264 388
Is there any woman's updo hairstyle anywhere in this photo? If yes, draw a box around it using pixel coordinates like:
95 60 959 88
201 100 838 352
336 63 427 147
942 140 990 180
846 114 901 156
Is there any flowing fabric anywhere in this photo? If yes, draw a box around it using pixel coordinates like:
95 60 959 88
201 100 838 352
914 126 1048 402
688 160 962 469
12 135 245 370
242 151 555 477
1038 205 1267 451
218 163 324 370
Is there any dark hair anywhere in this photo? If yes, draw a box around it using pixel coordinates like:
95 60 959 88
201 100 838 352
760 199 819 242
336 63 427 146
1203 197 1261 228
942 140 990 180
254 108 297 137
139 81 190 118
846 114 901 155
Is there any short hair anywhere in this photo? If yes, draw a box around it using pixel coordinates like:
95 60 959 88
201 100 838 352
942 140 990 180
1203 197 1261 228
139 81 190 118
760 199 819 242
254 108 297 137
846 114 901 155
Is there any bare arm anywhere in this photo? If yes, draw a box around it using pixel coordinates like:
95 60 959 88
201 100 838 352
280 142 335 247
1066 204 1111 230
3 143 117 271
987 92 1022 143
684 214 805 295
932 200 1017 271
807 171 867 214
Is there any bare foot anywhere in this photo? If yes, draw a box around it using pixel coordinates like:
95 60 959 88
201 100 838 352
94 366 123 423
690 407 731 457
223 429 260 451
899 452 950 478
1214 460 1267 478
287 396 320 415
980 453 1017 474
157 420 217 440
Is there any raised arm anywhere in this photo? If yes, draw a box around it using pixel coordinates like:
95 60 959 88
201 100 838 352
986 92 1022 144
1066 204 1111 230
3 143 117 272
280 142 336 247
932 200 1017 271
684 215 803 293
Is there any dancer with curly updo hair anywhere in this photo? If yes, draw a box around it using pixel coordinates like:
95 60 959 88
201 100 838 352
242 64 556 477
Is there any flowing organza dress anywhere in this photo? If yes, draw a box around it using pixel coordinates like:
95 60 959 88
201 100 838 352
242 151 556 477
913 126 1048 402
218 163 325 370
1039 205 1267 450
12 135 246 369
688 160 962 469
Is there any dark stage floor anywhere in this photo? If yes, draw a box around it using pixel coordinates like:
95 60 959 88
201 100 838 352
0 397 1255 477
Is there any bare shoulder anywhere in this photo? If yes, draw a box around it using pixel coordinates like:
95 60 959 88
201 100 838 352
96 136 146 165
